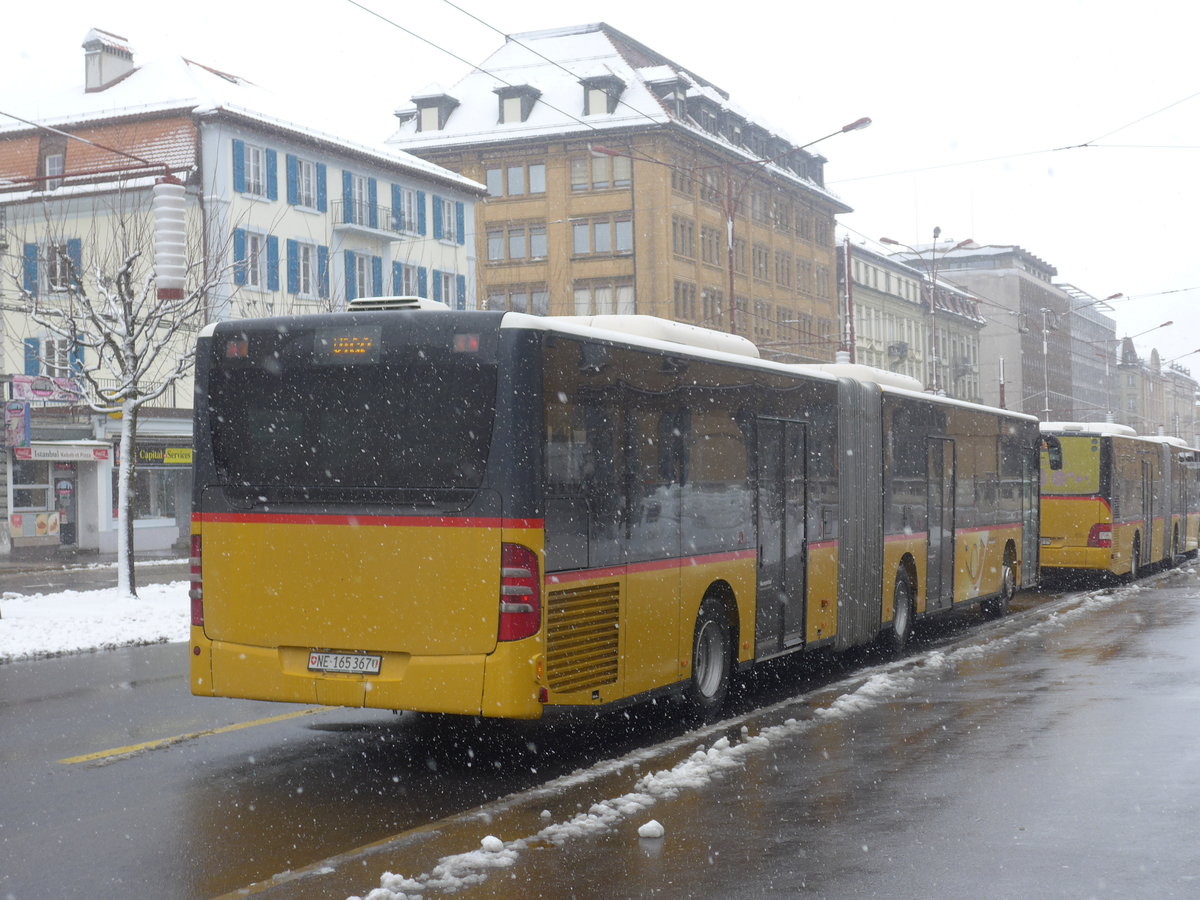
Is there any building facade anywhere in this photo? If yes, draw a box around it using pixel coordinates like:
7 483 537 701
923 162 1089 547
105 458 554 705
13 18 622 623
386 23 853 361
0 29 483 556
894 243 1072 420
839 241 985 401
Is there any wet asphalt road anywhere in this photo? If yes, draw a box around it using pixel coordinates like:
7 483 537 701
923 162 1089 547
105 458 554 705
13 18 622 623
2 565 1198 899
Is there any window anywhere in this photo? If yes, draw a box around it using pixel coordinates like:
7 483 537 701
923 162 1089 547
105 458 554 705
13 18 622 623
673 280 697 321
351 174 371 227
571 216 633 256
484 162 546 197
752 244 770 280
672 217 695 258
733 239 746 274
701 226 722 266
487 223 547 263
433 196 464 244
234 229 279 292
297 243 314 296
496 85 541 124
671 165 693 195
45 242 74 292
354 253 372 299
12 460 51 511
392 261 420 296
699 169 722 205
702 287 723 325
419 106 440 132
432 270 468 309
570 154 631 191
775 251 793 288
285 155 327 211
573 280 635 315
243 143 267 197
392 185 422 234
586 88 610 115
487 284 549 315
44 153 64 190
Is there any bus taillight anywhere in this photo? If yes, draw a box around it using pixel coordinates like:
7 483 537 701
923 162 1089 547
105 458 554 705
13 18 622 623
189 534 204 626
498 543 540 642
1087 524 1113 548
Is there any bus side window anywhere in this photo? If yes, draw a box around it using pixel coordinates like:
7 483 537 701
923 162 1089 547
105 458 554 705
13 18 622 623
1042 436 1063 471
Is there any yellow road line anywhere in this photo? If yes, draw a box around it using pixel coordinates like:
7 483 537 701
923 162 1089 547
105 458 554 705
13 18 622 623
58 707 326 765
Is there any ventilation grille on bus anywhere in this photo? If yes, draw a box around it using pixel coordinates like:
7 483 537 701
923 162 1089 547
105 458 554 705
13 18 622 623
346 295 449 311
546 581 620 694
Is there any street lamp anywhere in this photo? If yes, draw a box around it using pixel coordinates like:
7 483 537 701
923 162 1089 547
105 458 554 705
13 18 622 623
879 231 973 394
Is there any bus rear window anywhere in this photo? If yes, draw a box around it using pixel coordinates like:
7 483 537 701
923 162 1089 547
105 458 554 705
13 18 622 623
207 360 496 495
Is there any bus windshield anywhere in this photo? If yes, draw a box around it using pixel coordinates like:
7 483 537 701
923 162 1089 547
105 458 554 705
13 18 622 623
207 359 496 500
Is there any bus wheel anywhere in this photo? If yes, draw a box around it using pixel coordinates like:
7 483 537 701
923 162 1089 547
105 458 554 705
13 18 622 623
982 551 1016 619
885 570 915 653
1128 535 1142 582
686 598 731 721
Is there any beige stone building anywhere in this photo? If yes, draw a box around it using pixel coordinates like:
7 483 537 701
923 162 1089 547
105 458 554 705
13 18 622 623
386 23 854 361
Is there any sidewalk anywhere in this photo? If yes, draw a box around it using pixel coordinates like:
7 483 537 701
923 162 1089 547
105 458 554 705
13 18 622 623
0 546 187 576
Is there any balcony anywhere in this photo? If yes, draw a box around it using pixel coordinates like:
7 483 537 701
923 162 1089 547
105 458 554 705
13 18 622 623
330 200 413 241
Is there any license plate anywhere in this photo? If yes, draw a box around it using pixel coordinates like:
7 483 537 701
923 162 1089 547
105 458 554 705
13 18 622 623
307 651 382 674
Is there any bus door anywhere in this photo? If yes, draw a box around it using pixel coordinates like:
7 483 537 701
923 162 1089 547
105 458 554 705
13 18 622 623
926 438 956 611
755 418 807 656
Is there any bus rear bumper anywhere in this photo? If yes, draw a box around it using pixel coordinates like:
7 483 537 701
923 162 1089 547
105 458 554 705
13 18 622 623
190 631 544 719
1039 546 1115 571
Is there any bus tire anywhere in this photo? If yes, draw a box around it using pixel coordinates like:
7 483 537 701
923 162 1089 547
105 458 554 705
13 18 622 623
1128 534 1142 582
982 548 1016 619
885 569 915 653
685 598 731 721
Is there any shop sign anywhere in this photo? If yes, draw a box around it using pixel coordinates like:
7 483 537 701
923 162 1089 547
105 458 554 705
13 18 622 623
114 441 193 468
5 400 31 448
11 374 84 404
12 443 111 462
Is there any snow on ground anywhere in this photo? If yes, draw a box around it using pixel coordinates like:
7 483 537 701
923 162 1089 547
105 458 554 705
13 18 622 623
0 580 189 662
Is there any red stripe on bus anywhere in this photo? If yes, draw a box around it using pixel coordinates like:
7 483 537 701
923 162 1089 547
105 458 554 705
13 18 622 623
547 549 757 585
191 512 543 529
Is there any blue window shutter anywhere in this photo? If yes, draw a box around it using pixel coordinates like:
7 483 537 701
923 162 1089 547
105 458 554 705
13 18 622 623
318 245 330 298
455 202 465 246
417 266 428 298
368 178 378 229
342 171 353 224
23 243 38 295
286 239 299 294
265 149 278 201
233 229 247 286
371 255 383 296
266 236 280 291
392 262 402 294
416 191 426 235
432 195 443 240
24 338 40 375
232 139 246 193
285 154 298 206
391 184 402 230
345 250 356 301
70 341 85 373
456 274 466 310
432 270 442 303
66 238 82 288
316 163 327 212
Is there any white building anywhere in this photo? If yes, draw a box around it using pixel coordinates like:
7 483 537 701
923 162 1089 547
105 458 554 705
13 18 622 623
1 29 484 556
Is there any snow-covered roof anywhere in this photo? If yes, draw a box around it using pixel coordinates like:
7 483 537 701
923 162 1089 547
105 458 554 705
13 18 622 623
386 22 848 207
0 43 483 194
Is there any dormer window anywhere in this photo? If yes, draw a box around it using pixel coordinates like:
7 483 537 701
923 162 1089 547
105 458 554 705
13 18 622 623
494 85 541 124
44 153 64 191
579 74 625 116
412 91 460 132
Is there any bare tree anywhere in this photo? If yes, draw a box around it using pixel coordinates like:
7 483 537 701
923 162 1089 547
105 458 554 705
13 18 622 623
10 179 210 596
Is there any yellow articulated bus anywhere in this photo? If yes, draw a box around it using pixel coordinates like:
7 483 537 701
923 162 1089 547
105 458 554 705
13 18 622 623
189 299 1040 720
1039 422 1200 579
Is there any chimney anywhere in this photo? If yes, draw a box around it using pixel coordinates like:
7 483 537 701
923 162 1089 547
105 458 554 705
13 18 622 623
83 29 135 92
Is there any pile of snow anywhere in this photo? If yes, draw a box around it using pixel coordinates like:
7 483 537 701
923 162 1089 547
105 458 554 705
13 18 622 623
0 582 189 662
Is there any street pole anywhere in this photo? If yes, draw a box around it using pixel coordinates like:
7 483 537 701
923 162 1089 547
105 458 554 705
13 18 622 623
1041 308 1052 422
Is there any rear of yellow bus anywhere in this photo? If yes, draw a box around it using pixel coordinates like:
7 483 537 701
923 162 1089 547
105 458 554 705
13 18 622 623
1039 433 1116 574
189 311 548 718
